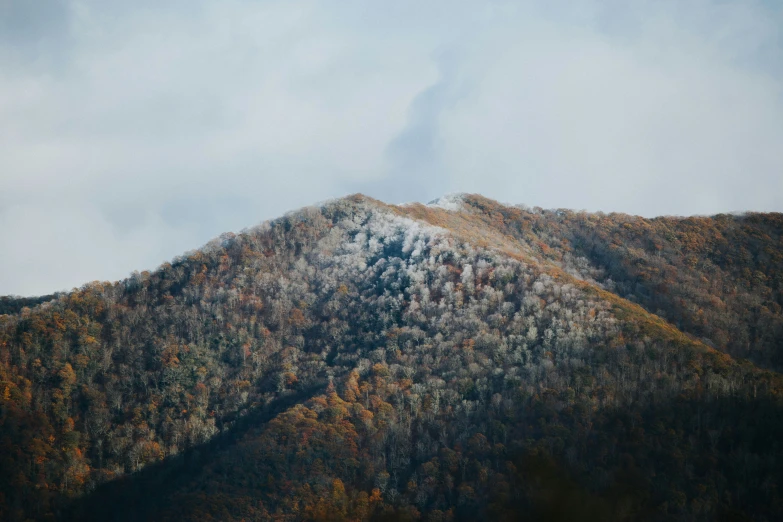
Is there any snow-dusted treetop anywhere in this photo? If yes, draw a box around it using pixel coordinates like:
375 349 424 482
424 194 466 212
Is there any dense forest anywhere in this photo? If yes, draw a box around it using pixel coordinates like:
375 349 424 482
1 194 781 521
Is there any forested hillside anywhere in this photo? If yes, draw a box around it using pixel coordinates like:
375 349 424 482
1 194 782 521
437 196 783 370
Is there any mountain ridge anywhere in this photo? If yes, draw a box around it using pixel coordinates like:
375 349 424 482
1 193 782 521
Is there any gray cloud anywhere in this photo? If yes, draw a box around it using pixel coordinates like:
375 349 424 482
0 0 70 48
1 0 782 295
360 48 467 203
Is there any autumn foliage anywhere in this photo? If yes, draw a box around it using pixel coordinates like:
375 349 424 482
0 194 781 521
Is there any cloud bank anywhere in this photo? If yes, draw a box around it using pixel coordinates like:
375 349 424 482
1 0 782 295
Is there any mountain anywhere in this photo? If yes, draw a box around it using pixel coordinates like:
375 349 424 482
1 194 782 521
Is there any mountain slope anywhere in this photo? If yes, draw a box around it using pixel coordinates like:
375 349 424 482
407 195 783 369
1 194 782 521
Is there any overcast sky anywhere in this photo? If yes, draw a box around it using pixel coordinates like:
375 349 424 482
1 0 782 296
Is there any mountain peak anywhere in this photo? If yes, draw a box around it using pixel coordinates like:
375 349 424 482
1 193 783 521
